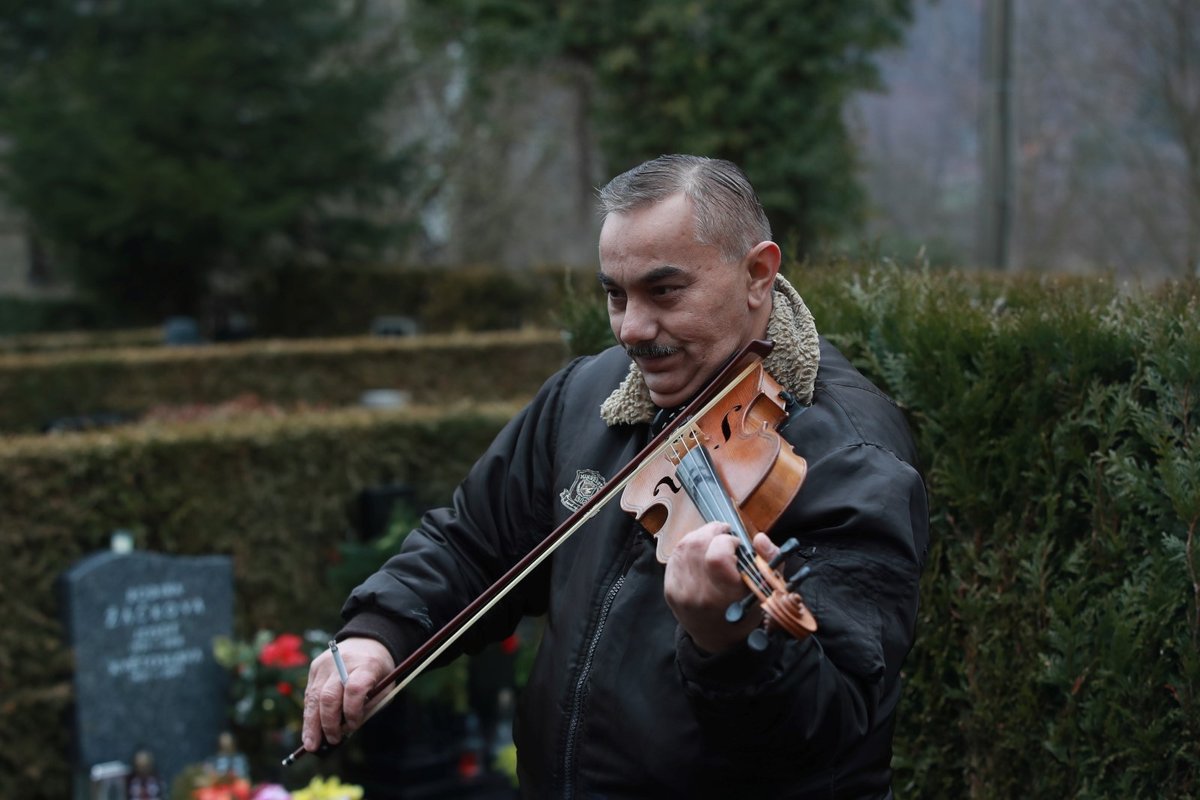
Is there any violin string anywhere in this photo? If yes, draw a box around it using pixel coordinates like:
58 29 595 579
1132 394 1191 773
734 547 771 596
673 435 773 597
662 398 777 603
692 445 755 549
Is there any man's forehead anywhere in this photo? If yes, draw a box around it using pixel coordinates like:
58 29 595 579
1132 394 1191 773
601 193 696 236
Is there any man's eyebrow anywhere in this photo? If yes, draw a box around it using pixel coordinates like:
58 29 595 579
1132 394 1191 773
597 265 686 287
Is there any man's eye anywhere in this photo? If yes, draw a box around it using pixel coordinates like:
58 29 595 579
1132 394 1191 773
605 288 626 302
651 285 679 297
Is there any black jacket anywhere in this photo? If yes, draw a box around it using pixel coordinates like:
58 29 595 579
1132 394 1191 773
341 338 929 799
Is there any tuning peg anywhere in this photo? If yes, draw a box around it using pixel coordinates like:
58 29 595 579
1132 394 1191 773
767 537 801 569
725 592 757 624
747 628 771 652
786 564 812 591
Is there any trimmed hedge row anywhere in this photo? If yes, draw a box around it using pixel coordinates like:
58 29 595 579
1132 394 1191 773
0 295 117 336
796 266 1200 799
0 329 565 433
243 264 582 338
0 326 162 355
0 264 594 339
0 403 523 800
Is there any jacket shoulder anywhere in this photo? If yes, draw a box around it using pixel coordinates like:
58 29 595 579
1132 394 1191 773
786 337 919 468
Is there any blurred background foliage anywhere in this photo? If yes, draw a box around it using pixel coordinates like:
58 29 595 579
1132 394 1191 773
3 0 1198 332
0 0 915 325
415 0 912 256
0 0 418 321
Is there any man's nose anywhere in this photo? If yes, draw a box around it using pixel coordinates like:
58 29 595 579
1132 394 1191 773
618 299 658 344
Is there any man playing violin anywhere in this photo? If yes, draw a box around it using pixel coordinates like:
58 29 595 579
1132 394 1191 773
303 154 928 798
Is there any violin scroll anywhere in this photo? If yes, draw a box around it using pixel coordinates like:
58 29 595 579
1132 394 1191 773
727 537 818 651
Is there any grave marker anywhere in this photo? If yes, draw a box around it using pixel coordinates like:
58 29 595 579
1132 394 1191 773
60 550 234 788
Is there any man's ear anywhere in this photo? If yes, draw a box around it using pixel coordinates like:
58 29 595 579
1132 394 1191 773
744 241 782 310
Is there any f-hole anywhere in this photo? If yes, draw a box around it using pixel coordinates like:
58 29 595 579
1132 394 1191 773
653 474 683 497
714 403 744 449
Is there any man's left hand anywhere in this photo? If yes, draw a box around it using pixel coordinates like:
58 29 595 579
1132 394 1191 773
663 523 780 654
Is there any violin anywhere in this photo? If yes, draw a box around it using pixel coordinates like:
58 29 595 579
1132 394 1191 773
621 342 818 644
285 338 817 766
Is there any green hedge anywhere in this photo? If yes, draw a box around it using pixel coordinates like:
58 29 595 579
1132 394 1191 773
0 326 162 354
0 329 565 433
243 264 585 337
0 264 595 339
795 265 1199 798
0 403 521 800
0 295 118 335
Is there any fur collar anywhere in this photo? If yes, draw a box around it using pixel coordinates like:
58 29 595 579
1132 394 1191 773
599 275 821 426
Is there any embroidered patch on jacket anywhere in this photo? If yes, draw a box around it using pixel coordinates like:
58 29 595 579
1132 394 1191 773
560 469 606 512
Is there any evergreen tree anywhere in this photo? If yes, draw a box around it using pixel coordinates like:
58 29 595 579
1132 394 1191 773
421 0 911 256
0 0 415 319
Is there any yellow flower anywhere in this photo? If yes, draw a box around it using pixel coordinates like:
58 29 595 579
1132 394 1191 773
290 775 364 800
493 743 519 787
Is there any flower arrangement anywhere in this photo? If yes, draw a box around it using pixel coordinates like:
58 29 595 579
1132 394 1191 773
191 774 251 800
176 774 361 800
289 776 364 800
213 630 330 743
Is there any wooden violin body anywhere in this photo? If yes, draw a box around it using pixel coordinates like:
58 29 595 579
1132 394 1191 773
621 361 808 564
620 351 818 642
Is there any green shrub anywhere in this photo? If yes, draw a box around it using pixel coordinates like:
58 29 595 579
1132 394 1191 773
0 326 161 354
797 265 1200 799
556 270 613 358
242 264 588 338
0 329 565 433
0 295 113 334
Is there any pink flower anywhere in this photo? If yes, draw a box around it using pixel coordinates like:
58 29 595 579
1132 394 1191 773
250 785 291 800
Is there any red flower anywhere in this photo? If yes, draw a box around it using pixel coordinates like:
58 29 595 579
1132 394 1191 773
194 777 251 800
276 681 293 696
457 751 481 779
259 634 308 668
500 634 520 655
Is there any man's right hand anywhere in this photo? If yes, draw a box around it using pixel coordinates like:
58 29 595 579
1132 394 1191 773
302 637 395 752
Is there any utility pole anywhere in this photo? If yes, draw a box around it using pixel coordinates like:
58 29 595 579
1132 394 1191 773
979 0 1016 270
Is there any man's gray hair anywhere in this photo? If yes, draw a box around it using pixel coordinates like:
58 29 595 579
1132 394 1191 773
597 154 772 262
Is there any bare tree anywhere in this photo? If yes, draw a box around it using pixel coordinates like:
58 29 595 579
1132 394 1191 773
1099 0 1200 276
852 0 1199 278
848 0 982 266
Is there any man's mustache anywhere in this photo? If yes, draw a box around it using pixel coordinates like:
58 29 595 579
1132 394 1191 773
626 343 680 359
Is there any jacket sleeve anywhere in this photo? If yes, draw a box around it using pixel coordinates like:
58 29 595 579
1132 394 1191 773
674 439 929 765
337 362 576 663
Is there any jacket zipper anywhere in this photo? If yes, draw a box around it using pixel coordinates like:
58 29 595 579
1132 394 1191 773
561 562 630 798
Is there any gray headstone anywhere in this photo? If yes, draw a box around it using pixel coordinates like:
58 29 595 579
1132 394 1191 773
162 316 203 345
60 550 234 787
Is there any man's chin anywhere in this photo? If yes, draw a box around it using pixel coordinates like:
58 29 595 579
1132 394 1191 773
643 375 692 409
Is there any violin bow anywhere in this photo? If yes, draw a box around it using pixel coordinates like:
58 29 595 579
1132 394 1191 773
285 339 776 765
